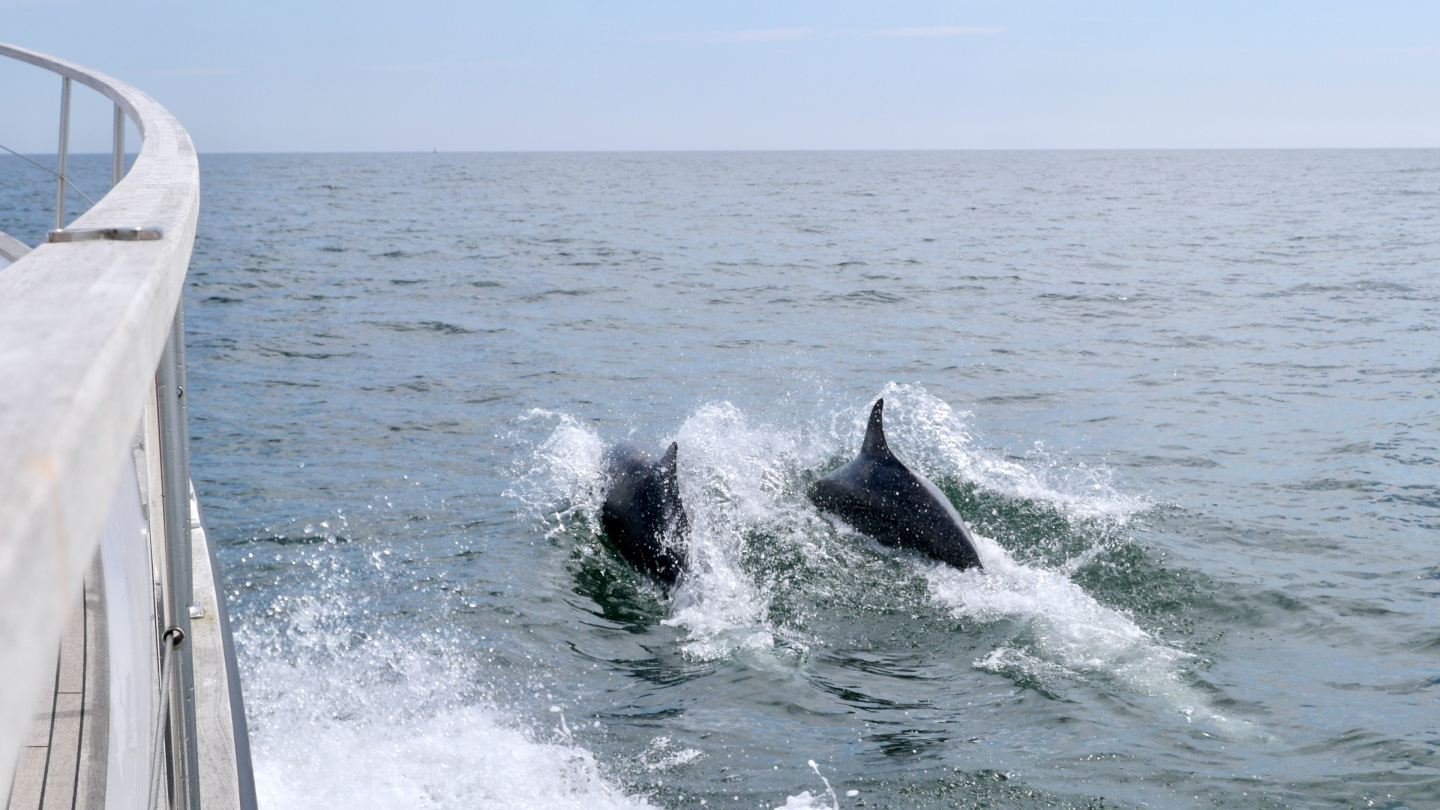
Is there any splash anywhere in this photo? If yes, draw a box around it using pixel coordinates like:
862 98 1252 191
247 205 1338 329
922 531 1235 729
827 388 1237 726
505 409 607 537
773 761 843 810
512 402 818 661
237 570 657 810
773 791 835 810
863 383 1149 525
513 385 1168 686
663 403 798 659
636 736 704 772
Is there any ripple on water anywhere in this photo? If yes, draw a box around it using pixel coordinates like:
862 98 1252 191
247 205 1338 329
163 151 1440 809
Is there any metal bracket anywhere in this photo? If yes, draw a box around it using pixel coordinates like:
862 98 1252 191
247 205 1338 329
187 601 205 619
47 226 163 243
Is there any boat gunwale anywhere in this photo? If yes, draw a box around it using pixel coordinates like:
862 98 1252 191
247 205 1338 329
0 41 201 804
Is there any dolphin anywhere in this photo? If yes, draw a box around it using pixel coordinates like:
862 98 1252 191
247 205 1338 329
600 441 689 589
809 399 984 571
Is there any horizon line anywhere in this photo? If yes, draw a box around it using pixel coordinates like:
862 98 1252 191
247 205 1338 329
6 146 1438 157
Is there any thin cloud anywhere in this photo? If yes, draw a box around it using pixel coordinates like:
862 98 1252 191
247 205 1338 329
646 27 817 44
643 26 1002 44
1335 45 1434 56
360 60 525 72
868 26 1005 38
140 67 242 76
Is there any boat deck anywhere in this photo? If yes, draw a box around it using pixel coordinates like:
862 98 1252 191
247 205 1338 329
6 561 107 810
7 489 254 810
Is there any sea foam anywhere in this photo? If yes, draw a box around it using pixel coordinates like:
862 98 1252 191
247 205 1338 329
237 576 657 810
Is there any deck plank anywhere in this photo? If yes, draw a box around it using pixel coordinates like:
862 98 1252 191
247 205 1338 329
54 599 85 696
190 511 243 810
7 555 109 810
18 657 57 750
5 747 48 810
36 694 80 810
7 654 59 810
75 564 107 810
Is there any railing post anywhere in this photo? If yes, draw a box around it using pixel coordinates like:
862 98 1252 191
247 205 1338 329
157 301 201 810
113 104 125 187
55 75 71 231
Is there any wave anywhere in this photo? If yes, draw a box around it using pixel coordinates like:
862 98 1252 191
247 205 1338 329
236 564 658 810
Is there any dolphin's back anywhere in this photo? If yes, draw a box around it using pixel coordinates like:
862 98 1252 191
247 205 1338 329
601 442 688 587
809 400 983 572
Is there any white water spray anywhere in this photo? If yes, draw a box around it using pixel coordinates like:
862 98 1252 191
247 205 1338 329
514 386 1238 729
238 576 658 810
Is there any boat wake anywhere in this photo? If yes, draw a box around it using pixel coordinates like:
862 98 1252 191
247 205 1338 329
236 582 657 810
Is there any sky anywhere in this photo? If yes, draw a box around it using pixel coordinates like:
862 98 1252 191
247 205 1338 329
1 0 1438 152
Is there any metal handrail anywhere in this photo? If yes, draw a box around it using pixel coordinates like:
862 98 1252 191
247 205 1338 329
0 42 205 809
0 44 137 230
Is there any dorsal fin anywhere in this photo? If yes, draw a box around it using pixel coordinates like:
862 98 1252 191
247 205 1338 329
861 399 892 457
660 441 679 475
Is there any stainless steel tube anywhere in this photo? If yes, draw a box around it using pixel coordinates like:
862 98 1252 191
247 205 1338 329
157 304 201 810
55 75 71 230
113 104 125 186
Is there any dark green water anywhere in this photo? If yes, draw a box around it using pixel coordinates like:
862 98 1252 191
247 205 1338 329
10 151 1438 809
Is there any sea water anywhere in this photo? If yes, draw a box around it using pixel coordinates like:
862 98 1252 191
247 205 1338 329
6 150 1437 808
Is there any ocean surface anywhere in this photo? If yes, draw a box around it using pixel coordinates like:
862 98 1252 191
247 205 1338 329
6 150 1440 809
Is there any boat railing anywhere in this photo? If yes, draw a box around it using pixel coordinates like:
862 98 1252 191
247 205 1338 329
0 42 254 810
